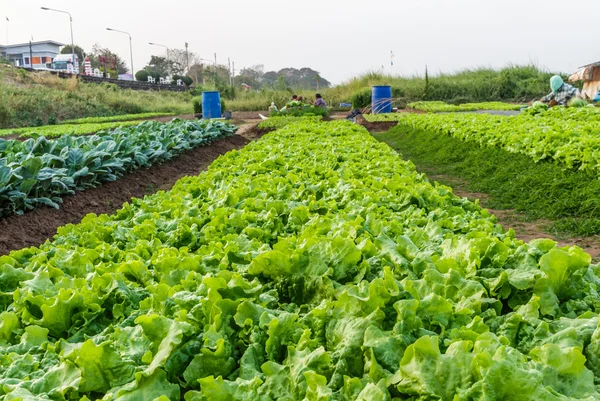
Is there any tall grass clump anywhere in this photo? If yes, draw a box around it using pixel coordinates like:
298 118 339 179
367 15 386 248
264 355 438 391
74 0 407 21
332 65 563 108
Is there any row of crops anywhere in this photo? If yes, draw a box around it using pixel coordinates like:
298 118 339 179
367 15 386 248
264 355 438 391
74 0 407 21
0 121 145 139
257 115 323 130
0 113 176 139
1 120 599 400
0 119 235 216
407 101 525 113
366 106 600 174
60 113 175 125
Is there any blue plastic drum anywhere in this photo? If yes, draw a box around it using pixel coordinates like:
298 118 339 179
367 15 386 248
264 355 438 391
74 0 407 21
202 91 222 119
372 86 392 114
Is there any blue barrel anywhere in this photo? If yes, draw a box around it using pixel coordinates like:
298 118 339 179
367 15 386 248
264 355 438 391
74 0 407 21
202 91 222 119
372 85 392 114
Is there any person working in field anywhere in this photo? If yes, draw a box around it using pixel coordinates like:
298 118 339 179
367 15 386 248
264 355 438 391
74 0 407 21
287 95 302 107
540 75 581 107
314 93 327 109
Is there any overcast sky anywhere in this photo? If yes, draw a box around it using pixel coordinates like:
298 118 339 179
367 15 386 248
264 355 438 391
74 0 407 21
2 0 599 84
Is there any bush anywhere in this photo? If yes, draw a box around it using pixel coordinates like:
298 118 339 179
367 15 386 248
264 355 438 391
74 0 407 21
173 75 194 87
192 97 202 114
216 85 236 100
192 97 225 115
135 70 149 82
147 71 161 81
351 89 371 108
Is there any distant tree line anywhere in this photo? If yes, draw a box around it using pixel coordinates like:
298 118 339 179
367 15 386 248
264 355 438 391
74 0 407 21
235 65 331 91
60 45 331 90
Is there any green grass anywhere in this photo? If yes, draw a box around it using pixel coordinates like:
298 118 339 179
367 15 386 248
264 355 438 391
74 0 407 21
376 126 600 237
0 120 146 138
60 112 176 125
0 65 192 129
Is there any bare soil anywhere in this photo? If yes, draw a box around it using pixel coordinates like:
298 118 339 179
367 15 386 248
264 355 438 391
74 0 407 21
356 115 399 133
232 111 270 120
236 122 273 141
1 135 249 255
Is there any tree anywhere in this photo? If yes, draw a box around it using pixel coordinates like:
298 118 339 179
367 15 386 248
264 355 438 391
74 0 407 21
261 67 331 90
60 45 85 62
145 55 176 77
168 48 197 75
188 63 205 85
89 44 129 75
236 65 264 89
275 75 287 91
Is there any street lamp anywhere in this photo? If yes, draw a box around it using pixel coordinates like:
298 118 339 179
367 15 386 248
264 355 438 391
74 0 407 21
149 42 169 70
107 28 133 79
41 7 75 73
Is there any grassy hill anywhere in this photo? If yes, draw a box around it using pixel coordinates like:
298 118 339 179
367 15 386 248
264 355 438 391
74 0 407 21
226 65 563 111
0 65 192 129
0 64 563 126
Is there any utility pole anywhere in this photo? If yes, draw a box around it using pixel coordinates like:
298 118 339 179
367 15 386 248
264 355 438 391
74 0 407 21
214 53 217 84
232 61 235 87
29 40 33 68
228 57 231 86
185 42 189 75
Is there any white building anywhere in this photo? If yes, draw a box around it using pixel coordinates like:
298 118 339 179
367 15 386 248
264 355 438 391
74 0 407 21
0 40 64 69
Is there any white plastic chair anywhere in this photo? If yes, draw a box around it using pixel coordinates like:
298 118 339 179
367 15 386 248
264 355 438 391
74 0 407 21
148 76 156 84
177 79 183 86
159 77 165 84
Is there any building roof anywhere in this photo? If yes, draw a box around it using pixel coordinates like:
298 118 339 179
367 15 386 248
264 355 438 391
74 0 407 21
0 40 65 49
579 61 600 69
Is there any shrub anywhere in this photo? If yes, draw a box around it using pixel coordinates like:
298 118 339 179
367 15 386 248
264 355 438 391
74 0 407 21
172 75 193 87
192 96 202 114
217 85 236 100
351 89 371 108
135 70 149 82
221 99 226 112
147 70 161 81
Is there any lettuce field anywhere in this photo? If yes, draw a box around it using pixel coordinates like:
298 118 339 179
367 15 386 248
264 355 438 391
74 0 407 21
407 101 525 113
0 120 599 400
366 106 600 175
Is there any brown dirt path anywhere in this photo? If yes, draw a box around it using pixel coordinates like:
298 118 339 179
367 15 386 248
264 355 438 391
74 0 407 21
2 135 249 255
